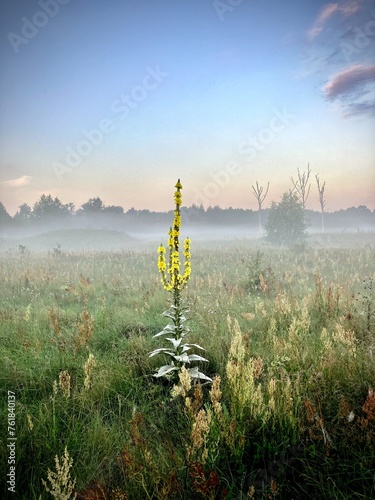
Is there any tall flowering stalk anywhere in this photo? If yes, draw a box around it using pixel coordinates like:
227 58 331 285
150 180 211 382
157 179 191 293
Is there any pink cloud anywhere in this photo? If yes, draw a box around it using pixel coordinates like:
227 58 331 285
322 64 375 100
307 1 362 41
308 3 339 41
340 0 361 16
2 175 33 188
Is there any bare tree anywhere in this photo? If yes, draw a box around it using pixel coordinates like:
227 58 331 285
315 174 326 233
252 181 270 232
291 164 311 210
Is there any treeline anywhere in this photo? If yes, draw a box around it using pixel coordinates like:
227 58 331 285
0 195 374 232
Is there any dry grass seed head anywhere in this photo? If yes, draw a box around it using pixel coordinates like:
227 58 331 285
171 365 191 399
76 307 93 350
59 370 71 398
83 353 96 389
42 446 76 500
49 307 60 336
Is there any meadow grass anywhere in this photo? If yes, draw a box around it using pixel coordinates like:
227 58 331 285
0 236 374 499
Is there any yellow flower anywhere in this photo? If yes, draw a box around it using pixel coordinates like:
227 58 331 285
158 260 166 272
157 180 192 291
174 191 182 206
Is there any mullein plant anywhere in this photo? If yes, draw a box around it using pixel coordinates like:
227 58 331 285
150 179 212 382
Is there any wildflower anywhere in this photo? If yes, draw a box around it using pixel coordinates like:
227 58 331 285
27 414 34 432
42 447 76 500
174 191 182 206
171 366 192 399
59 370 71 398
209 376 223 420
156 179 191 292
151 179 211 385
52 380 58 397
189 409 211 455
84 353 96 389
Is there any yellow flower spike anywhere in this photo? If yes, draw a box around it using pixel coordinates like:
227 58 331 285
157 179 192 292
152 179 211 384
174 191 182 206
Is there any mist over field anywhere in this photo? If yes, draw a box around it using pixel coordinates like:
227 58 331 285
1 205 374 252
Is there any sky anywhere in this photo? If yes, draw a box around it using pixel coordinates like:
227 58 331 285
0 0 374 215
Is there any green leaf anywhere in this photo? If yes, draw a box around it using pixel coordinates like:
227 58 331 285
149 348 175 358
166 337 183 350
153 324 175 337
162 311 176 320
174 354 191 364
187 366 212 382
154 365 179 378
184 343 206 351
187 354 208 363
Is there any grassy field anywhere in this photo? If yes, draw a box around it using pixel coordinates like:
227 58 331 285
0 232 374 499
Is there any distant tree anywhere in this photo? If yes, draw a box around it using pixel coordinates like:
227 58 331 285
291 164 311 210
103 205 124 215
80 197 105 214
252 181 270 232
0 202 12 226
181 204 205 225
33 195 71 220
264 191 309 246
315 174 326 233
14 203 32 222
206 205 223 223
66 202 75 215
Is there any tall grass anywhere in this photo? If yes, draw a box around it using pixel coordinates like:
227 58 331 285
0 239 374 498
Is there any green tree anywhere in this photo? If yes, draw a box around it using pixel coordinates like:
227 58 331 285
33 195 71 220
103 205 124 215
0 202 12 227
14 203 32 222
80 197 105 214
264 191 309 245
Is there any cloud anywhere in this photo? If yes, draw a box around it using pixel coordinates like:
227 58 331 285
308 3 339 41
2 175 33 188
322 64 375 100
307 1 362 41
322 64 375 116
344 101 375 116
